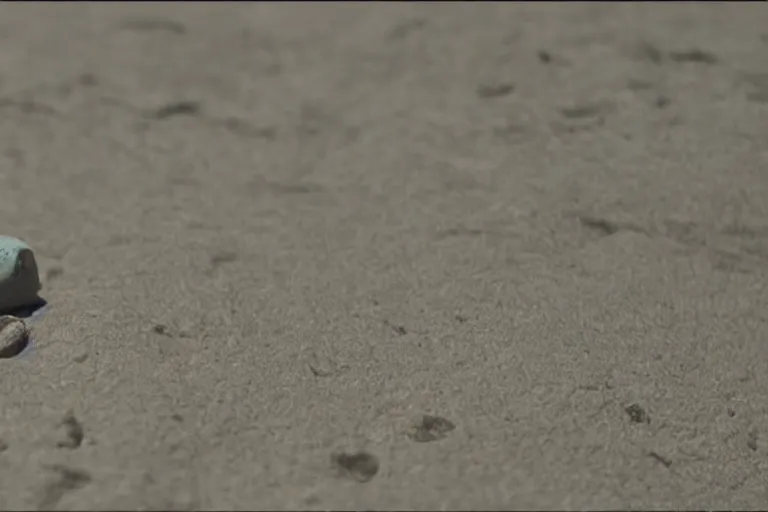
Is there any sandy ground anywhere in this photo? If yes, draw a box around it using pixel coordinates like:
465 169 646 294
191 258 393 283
0 2 767 510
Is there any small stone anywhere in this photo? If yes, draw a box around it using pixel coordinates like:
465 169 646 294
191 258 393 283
0 236 42 314
0 315 29 358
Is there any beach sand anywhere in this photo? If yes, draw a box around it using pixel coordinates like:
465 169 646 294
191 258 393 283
0 3 767 509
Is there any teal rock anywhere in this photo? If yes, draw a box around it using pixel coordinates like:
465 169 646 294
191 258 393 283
0 236 42 314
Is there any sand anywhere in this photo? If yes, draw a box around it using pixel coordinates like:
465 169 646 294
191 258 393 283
0 2 767 510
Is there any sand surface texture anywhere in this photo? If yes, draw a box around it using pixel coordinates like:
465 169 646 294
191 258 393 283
1 3 767 510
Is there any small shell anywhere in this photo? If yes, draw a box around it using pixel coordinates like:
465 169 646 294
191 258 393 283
0 315 29 358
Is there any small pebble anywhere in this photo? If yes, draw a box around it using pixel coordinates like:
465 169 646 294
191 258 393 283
0 235 42 314
0 315 29 358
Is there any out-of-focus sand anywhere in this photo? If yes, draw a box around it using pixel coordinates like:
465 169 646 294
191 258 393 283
1 3 767 510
